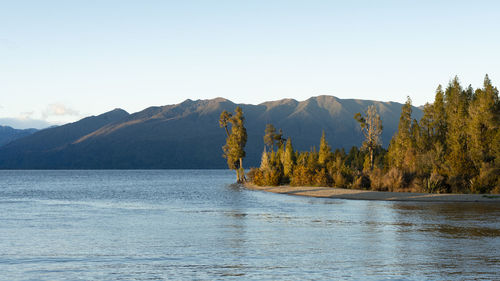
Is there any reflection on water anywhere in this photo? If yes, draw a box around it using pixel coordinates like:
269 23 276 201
0 170 499 280
392 203 500 238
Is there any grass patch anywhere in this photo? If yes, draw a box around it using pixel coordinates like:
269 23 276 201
482 195 500 199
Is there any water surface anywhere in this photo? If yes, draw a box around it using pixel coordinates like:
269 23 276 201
0 170 499 280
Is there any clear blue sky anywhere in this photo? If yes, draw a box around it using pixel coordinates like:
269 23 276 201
1 0 499 128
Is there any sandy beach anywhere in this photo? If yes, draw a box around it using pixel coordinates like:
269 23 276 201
244 183 500 203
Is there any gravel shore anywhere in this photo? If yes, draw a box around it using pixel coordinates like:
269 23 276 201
244 183 500 203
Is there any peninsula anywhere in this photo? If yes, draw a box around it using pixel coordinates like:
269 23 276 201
222 75 500 195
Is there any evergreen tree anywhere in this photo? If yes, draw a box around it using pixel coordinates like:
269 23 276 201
429 86 448 176
413 104 434 176
318 131 332 166
264 124 285 151
346 146 364 171
494 130 500 191
276 143 285 173
219 110 232 137
467 75 500 192
223 133 240 174
468 75 499 166
307 147 318 171
264 124 277 151
283 138 295 179
387 96 414 172
260 148 271 172
432 85 447 146
275 128 285 149
418 103 434 153
444 77 473 191
409 118 422 173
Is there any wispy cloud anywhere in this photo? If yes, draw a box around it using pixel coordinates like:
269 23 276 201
0 110 55 129
19 111 35 120
0 117 53 130
42 103 80 120
0 103 81 129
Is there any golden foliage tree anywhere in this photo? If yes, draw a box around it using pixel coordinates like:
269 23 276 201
220 107 247 183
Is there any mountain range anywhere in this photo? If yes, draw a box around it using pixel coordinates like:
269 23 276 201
0 96 422 169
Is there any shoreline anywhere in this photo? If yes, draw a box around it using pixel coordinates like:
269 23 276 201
244 183 500 203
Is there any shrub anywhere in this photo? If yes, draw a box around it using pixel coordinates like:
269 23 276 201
408 177 425 193
248 167 282 186
312 168 331 187
263 168 282 186
369 168 386 191
352 172 371 190
247 168 265 186
383 168 404 192
421 171 448 193
470 163 499 194
333 171 347 188
291 165 313 186
447 175 470 194
492 182 500 194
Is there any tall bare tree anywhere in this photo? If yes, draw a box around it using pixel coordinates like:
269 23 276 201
354 105 383 170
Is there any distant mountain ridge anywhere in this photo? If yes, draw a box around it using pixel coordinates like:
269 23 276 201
0 96 422 169
0 126 38 147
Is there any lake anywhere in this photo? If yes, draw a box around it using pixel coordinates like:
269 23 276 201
0 170 499 280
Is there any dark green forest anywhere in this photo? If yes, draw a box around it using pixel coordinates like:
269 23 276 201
244 75 500 194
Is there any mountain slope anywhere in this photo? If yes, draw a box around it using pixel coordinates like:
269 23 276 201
0 96 422 169
0 126 38 147
0 109 129 168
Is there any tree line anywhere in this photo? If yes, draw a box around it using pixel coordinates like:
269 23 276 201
221 75 500 193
